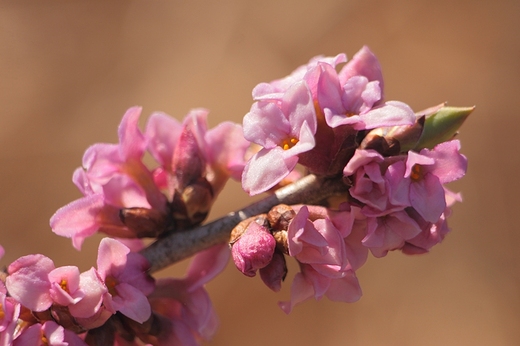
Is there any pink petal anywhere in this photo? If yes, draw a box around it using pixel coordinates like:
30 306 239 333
118 106 146 161
50 194 105 250
6 254 54 311
112 282 151 323
145 112 182 168
185 243 230 290
241 147 298 195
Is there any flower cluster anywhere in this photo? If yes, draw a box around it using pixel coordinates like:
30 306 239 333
0 107 246 344
0 46 471 345
50 106 249 249
232 46 469 312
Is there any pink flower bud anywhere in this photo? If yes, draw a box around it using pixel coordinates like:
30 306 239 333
231 221 276 277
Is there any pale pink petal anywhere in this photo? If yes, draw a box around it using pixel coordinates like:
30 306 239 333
241 147 298 195
145 112 182 168
118 106 146 161
68 268 106 319
6 254 54 311
185 244 230 290
50 194 105 250
325 270 362 303
278 272 314 314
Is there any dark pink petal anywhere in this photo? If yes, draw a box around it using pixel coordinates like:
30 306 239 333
6 254 54 311
50 194 104 250
259 251 287 292
231 222 275 277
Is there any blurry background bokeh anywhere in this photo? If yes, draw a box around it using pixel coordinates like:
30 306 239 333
1 1 519 345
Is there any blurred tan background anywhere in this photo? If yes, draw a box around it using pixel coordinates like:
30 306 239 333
1 1 519 345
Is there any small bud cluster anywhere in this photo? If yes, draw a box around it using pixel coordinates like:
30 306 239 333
232 46 470 312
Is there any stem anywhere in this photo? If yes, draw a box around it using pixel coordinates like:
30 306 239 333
141 174 348 273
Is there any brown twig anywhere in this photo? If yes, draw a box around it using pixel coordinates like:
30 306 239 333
140 174 349 273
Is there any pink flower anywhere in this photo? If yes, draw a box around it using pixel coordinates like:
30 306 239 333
318 46 415 130
96 238 155 324
146 109 249 196
279 264 361 314
242 81 317 195
0 292 20 346
277 206 362 313
13 321 86 346
144 244 229 345
252 53 347 101
404 140 467 223
51 107 168 249
363 211 422 257
6 254 55 311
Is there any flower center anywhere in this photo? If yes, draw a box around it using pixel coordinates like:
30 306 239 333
280 137 298 150
105 276 119 296
59 279 69 292
410 164 423 181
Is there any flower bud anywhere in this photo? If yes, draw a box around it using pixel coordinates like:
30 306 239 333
119 207 171 237
413 105 474 150
171 177 214 229
360 116 425 155
231 219 275 277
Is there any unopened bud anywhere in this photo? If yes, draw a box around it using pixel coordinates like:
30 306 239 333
231 219 275 277
119 207 170 237
413 105 474 150
259 250 287 292
360 116 425 155
171 177 214 228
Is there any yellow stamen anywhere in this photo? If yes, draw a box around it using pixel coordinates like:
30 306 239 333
281 137 298 150
59 279 68 292
105 276 119 296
